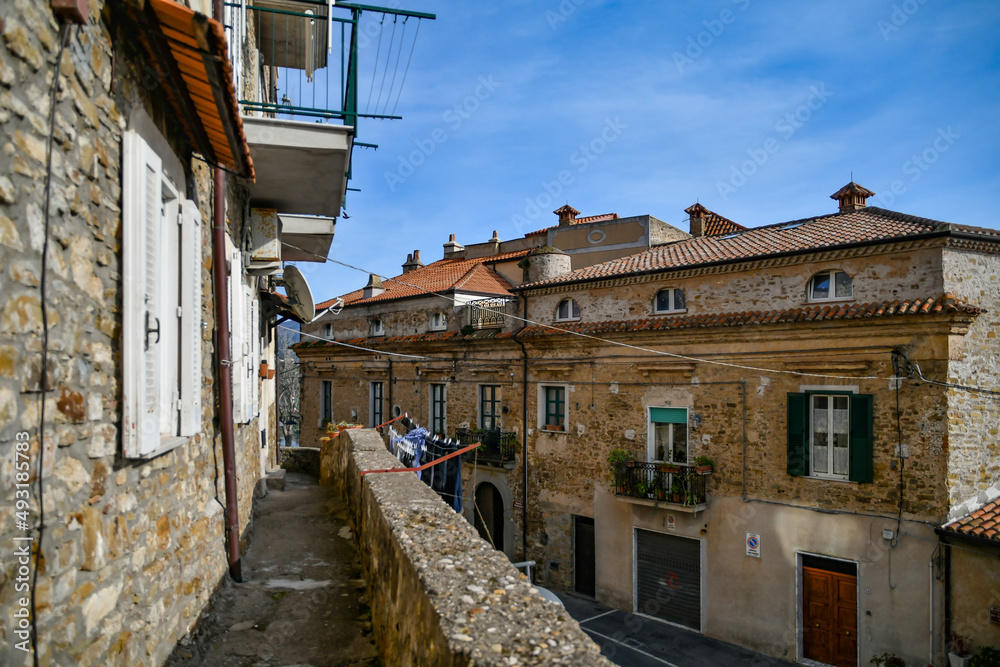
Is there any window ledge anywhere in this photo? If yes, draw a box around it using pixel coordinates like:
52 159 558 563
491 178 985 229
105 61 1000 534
652 309 688 316
805 297 854 305
800 475 858 485
132 434 190 460
555 318 581 323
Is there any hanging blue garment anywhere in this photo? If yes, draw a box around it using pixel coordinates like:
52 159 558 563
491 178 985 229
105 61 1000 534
392 427 428 479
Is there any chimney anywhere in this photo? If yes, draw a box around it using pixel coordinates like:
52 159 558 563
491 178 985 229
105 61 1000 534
362 273 385 299
402 249 424 273
830 181 875 213
443 233 465 259
684 203 710 237
554 204 580 226
488 230 501 254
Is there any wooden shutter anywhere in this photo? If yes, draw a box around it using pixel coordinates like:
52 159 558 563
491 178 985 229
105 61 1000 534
179 199 202 436
849 394 874 483
229 247 246 424
249 287 259 420
122 131 162 458
787 393 808 476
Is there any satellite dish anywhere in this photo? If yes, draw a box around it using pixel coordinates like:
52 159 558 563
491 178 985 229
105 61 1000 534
279 265 315 322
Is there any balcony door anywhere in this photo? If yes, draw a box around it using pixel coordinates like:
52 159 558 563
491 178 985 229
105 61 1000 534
648 407 688 463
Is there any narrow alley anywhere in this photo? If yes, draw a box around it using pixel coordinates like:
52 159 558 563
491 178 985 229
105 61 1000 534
165 472 379 667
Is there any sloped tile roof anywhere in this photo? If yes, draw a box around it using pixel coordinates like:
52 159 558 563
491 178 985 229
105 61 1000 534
685 203 746 237
518 207 1000 290
317 249 529 308
943 498 1000 543
497 294 981 339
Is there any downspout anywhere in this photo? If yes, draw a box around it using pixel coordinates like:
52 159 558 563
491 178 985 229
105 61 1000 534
213 0 241 582
512 295 529 564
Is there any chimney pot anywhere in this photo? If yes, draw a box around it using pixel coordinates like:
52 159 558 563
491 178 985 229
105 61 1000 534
830 181 875 212
554 204 581 226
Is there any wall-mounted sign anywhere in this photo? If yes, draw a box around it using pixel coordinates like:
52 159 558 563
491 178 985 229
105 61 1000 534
667 515 676 531
746 532 761 558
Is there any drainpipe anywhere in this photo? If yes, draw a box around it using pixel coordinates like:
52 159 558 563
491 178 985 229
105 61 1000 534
213 167 242 582
211 0 241 582
512 295 529 564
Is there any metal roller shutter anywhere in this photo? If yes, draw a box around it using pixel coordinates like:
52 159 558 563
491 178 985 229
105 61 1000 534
635 529 701 630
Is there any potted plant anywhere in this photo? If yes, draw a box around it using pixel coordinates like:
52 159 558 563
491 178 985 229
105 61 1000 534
971 645 1000 667
694 455 715 475
950 633 973 667
670 480 683 503
869 653 905 667
634 479 652 499
607 447 635 489
658 462 681 474
654 478 667 501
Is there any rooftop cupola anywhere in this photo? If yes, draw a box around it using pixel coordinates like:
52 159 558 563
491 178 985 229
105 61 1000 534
402 249 424 273
831 181 875 213
554 204 580 226
362 273 385 299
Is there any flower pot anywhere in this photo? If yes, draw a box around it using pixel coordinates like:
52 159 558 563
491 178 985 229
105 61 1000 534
672 494 681 503
695 465 713 475
659 464 681 474
949 654 972 667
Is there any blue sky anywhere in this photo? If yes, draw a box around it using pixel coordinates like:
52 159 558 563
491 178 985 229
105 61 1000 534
288 0 1000 303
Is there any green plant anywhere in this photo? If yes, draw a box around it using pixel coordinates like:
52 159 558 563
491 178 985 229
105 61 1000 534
460 324 475 336
951 632 973 657
694 455 715 468
869 652 906 667
607 447 634 486
635 479 649 496
971 646 1000 667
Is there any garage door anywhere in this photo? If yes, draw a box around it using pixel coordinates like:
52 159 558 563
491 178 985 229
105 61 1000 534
635 529 701 630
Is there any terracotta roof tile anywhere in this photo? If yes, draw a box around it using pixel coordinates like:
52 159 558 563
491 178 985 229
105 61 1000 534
518 207 1000 291
497 294 980 339
943 498 1000 543
317 249 529 308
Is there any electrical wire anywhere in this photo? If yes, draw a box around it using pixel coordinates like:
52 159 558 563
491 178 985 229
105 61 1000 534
286 323 429 359
33 23 72 667
389 18 421 116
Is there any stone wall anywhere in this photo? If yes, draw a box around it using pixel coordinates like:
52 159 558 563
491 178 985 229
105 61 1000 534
0 4 265 665
320 428 612 666
278 446 320 477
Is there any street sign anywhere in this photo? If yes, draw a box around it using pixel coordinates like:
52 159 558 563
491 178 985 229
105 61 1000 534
746 532 761 558
667 515 676 531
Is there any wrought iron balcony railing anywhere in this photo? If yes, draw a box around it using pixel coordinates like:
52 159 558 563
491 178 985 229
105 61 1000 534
612 461 707 508
468 298 514 330
455 427 518 465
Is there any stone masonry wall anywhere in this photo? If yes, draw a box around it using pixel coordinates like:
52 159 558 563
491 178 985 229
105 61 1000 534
0 5 262 665
320 428 612 666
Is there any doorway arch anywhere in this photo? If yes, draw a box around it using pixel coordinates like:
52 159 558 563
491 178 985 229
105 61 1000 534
474 482 505 552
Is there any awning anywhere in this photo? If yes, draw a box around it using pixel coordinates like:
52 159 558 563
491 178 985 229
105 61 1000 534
129 0 255 180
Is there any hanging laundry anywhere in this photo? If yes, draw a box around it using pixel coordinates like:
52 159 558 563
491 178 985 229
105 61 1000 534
391 426 428 479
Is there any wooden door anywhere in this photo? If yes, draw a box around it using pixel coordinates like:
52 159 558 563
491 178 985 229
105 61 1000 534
803 566 857 667
574 516 595 597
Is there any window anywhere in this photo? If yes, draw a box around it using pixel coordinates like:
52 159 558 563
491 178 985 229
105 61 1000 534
787 391 873 482
648 407 688 463
539 385 567 431
654 288 686 313
480 385 501 430
370 382 384 427
371 318 384 336
430 311 447 331
556 298 580 321
323 323 334 338
430 384 447 435
122 129 202 458
808 270 853 302
321 380 332 424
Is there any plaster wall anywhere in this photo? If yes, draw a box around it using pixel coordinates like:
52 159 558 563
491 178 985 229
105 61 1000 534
948 540 1000 649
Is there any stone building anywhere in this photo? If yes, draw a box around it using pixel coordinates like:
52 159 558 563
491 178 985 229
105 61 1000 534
0 0 401 663
294 184 1000 667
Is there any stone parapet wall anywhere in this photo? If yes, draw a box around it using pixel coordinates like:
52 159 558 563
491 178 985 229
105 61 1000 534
321 428 612 666
279 446 320 476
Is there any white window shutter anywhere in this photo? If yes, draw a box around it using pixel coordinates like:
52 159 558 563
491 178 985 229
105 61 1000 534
230 248 246 424
250 293 260 419
122 130 162 457
179 199 202 436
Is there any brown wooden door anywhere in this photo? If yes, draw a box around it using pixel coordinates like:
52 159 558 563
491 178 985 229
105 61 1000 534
803 566 857 667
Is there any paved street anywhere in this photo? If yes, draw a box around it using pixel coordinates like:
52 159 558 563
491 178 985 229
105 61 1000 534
556 592 797 667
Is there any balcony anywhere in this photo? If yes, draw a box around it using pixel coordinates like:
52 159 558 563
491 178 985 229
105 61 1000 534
468 298 515 330
224 1 434 219
455 428 518 468
613 462 707 512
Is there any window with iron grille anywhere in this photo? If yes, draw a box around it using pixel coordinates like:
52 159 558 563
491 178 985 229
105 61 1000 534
480 385 501 430
321 380 332 423
430 383 447 435
370 382 383 427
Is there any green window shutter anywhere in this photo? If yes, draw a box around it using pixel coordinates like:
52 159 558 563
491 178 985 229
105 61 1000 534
650 407 687 424
849 393 874 483
787 393 808 476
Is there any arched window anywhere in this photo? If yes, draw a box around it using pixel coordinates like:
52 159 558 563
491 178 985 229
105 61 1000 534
808 270 853 302
556 298 581 321
654 288 686 313
430 311 447 331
